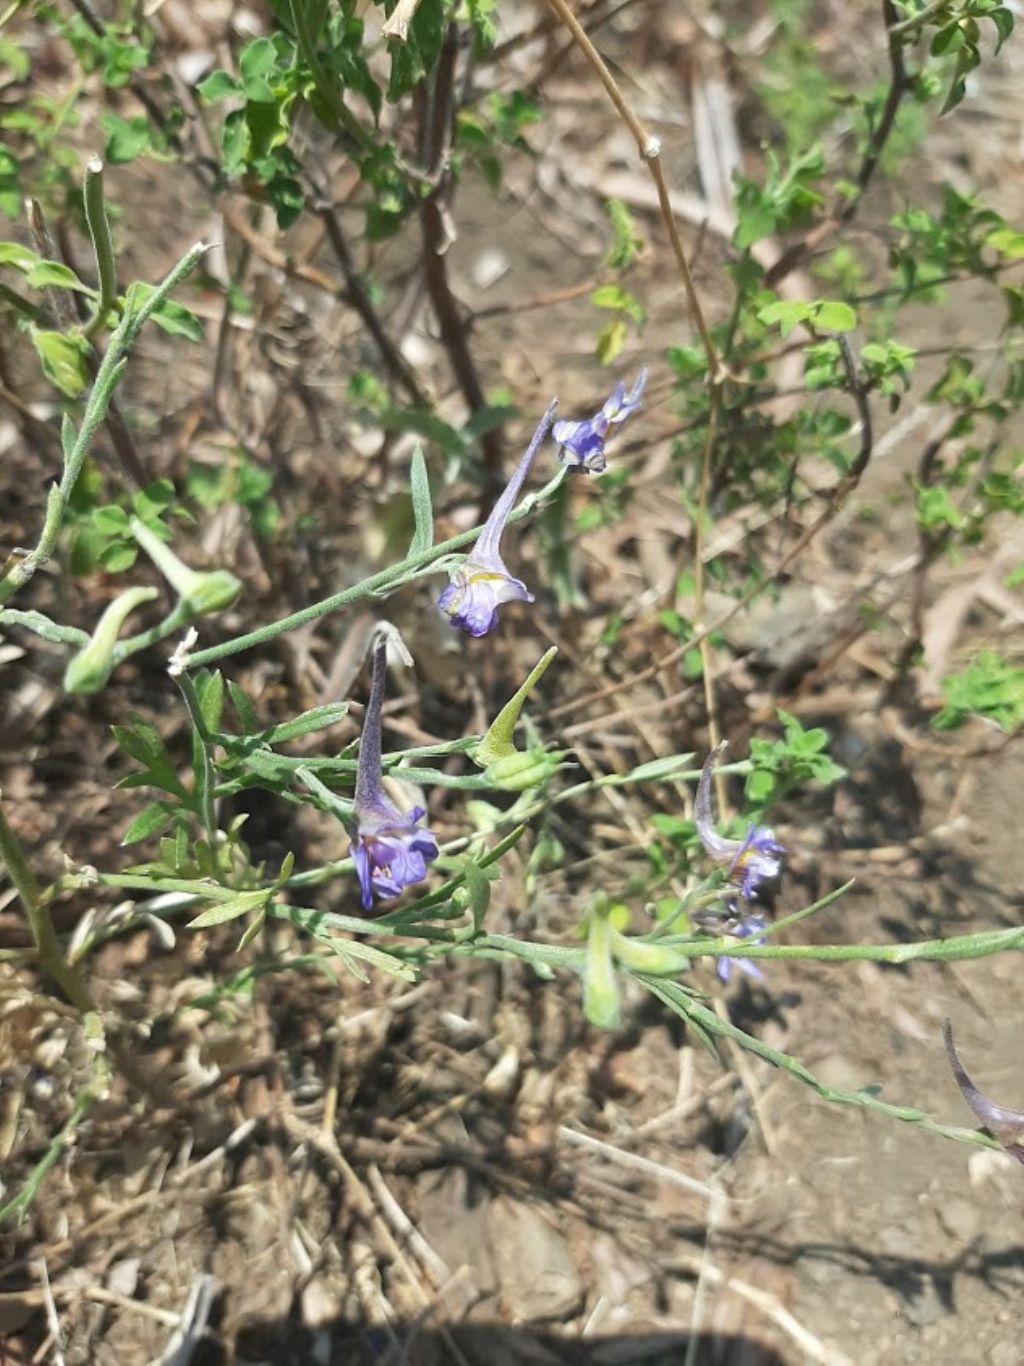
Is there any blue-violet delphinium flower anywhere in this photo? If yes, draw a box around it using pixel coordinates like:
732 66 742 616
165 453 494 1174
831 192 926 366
695 742 785 900
438 399 558 637
716 912 767 984
552 369 647 474
351 637 438 909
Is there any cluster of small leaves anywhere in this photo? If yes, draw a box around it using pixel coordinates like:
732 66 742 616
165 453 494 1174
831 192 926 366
456 91 541 192
66 474 183 576
889 188 1024 303
745 710 847 813
0 239 203 397
732 145 825 250
921 0 1015 113
186 455 281 543
933 650 1024 732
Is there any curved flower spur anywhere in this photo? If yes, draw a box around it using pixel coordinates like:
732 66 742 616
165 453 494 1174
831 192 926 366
351 633 438 909
552 369 647 474
438 399 558 637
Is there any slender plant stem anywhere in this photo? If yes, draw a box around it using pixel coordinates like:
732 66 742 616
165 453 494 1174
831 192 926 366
82 156 117 340
174 673 220 851
0 243 208 606
888 0 948 38
542 0 721 381
692 390 725 809
642 981 1000 1155
0 792 94 1013
0 609 89 648
318 203 429 406
417 23 505 492
184 465 568 668
0 1091 96 1225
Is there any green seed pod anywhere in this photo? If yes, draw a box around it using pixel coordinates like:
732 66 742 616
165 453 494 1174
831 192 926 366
484 747 566 792
610 931 691 977
63 585 158 694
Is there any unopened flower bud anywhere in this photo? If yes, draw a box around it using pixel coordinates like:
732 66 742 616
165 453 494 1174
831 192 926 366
63 585 157 694
130 517 242 617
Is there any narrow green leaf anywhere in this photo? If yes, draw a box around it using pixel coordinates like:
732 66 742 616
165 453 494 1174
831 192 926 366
60 413 76 462
195 669 226 733
188 889 268 929
263 703 350 744
323 936 418 982
25 260 91 292
0 242 40 270
407 445 433 556
121 803 174 846
236 908 267 952
228 682 260 735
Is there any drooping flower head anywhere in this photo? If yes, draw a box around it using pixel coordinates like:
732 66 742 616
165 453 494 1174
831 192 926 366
695 742 784 901
552 369 647 474
438 399 558 637
351 636 438 909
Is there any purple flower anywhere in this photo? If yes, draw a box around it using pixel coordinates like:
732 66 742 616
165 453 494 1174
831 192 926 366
552 369 647 474
717 913 767 984
438 401 557 637
351 637 438 909
695 744 784 900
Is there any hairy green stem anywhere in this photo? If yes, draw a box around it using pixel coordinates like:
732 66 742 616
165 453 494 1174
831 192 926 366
0 608 89 648
185 465 568 668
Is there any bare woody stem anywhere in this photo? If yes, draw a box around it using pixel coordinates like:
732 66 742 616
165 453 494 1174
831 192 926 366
417 23 505 491
318 204 430 407
542 0 721 382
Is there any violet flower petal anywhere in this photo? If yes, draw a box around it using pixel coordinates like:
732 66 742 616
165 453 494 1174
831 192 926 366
695 744 784 899
553 369 647 474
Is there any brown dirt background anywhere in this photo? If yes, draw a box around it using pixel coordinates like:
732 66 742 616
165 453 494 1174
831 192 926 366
1 1 1023 1363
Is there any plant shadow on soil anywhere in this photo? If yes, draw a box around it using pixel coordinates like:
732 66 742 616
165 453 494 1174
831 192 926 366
229 1322 790 1365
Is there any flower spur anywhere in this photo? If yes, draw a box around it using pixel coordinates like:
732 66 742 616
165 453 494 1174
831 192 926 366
351 635 438 909
438 399 558 637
